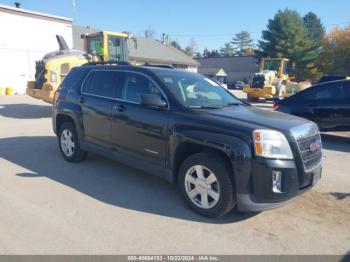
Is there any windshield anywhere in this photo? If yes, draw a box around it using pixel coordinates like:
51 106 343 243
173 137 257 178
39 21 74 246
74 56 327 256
87 36 103 56
155 71 243 108
263 60 281 71
108 36 123 61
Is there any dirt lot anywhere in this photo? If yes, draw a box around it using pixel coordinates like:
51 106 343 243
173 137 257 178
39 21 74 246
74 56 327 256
0 94 349 255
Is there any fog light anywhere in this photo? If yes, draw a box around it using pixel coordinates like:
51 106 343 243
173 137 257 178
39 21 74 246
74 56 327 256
272 171 282 193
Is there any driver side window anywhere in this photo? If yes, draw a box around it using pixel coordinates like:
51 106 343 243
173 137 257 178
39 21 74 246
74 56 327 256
121 73 162 103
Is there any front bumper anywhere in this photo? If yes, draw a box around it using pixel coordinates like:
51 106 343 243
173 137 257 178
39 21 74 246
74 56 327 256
243 86 276 98
235 158 322 212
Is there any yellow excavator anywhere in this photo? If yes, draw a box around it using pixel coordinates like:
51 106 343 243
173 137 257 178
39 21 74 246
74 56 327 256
26 31 135 103
243 58 311 102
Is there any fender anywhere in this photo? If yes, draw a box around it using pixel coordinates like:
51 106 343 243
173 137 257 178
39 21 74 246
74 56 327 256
168 126 253 191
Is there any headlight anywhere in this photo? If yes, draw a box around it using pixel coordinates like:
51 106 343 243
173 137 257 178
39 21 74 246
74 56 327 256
253 129 293 159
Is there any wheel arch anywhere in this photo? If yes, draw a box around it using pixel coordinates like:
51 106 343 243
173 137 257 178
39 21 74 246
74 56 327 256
170 133 251 185
172 142 232 182
54 100 83 139
56 114 75 134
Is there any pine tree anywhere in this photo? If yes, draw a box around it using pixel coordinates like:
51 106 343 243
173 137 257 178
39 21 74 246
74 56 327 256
220 42 234 56
184 46 194 57
242 48 256 56
203 48 210 58
170 41 182 50
304 12 325 46
210 50 220 57
184 38 198 57
259 9 319 80
231 31 254 56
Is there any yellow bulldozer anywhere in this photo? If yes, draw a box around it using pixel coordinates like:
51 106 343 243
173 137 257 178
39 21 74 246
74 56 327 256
26 31 135 103
243 58 311 102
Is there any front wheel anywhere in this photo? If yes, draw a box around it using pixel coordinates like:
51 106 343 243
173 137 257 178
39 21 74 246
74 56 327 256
58 122 87 162
178 152 236 218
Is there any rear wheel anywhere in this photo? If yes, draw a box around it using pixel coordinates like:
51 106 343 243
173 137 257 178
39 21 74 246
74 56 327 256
178 152 236 218
58 122 87 162
247 94 259 102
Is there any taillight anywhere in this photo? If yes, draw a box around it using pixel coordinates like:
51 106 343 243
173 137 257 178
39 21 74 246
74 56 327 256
272 103 280 110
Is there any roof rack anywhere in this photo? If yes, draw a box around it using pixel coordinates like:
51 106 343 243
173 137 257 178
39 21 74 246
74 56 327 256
83 60 131 66
142 64 174 69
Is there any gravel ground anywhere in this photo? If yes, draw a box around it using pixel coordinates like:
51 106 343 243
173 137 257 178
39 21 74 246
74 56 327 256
0 94 349 255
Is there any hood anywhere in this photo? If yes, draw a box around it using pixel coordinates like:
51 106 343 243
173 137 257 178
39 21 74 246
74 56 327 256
204 105 310 133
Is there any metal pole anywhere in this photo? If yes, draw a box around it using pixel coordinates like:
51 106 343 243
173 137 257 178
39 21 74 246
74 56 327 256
72 0 76 22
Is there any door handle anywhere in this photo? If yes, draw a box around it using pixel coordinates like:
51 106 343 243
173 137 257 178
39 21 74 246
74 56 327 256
114 104 125 112
79 97 85 103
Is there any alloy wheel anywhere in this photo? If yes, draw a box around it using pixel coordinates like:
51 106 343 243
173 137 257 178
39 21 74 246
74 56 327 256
60 129 75 157
184 165 220 209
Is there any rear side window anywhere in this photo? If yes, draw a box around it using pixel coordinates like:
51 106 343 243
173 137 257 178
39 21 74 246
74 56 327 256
315 83 345 100
303 83 345 101
121 72 162 103
59 67 83 90
82 70 122 98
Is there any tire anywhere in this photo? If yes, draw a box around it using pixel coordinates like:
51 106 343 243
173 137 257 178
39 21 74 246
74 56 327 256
178 152 236 218
247 94 259 102
58 122 87 162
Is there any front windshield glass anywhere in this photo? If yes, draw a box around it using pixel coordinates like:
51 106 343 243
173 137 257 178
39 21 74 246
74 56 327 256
155 71 243 108
263 60 281 71
108 36 123 61
87 36 103 56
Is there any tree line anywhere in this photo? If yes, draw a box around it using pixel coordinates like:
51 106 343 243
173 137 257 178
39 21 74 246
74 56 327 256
145 9 350 81
259 9 350 80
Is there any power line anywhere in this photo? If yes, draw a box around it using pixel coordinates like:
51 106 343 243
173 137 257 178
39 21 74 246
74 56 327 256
168 21 350 38
324 21 350 28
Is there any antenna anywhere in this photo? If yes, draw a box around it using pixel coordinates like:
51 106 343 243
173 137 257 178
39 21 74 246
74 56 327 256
72 0 76 22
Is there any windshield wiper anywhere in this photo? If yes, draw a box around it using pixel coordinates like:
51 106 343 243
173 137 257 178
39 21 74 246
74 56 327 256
222 102 243 107
189 105 222 109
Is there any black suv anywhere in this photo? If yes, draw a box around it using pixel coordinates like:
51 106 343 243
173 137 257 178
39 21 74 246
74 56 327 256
53 63 322 218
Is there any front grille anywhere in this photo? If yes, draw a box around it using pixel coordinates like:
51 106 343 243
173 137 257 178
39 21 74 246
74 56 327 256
297 134 322 172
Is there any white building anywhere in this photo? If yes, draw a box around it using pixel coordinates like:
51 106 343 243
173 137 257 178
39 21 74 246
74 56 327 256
0 4 73 94
0 4 199 94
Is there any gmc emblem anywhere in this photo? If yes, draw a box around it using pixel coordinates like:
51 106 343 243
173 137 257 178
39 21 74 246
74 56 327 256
309 142 320 153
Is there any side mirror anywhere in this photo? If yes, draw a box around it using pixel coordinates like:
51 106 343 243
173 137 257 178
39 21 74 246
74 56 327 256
140 94 167 108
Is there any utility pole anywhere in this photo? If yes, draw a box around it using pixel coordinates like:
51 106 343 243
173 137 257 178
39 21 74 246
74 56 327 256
161 33 166 44
72 0 76 22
